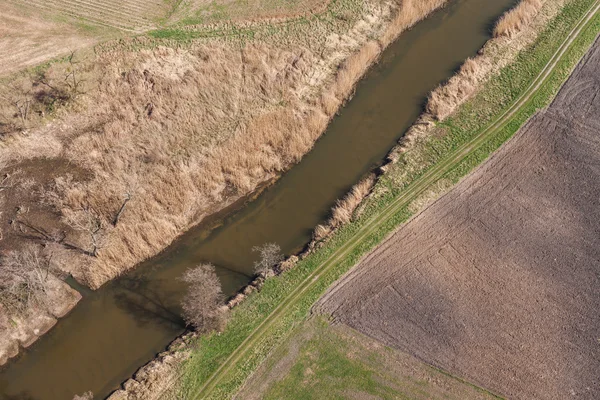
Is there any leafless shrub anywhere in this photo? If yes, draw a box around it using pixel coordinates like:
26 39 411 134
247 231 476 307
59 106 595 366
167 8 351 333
0 245 54 315
63 208 108 257
72 391 93 400
0 51 86 136
0 81 34 131
494 0 543 38
252 243 284 276
180 264 226 332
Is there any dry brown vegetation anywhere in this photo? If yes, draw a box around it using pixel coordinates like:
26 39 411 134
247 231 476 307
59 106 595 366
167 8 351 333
494 0 544 38
0 0 451 291
0 245 55 316
314 174 375 241
424 0 559 123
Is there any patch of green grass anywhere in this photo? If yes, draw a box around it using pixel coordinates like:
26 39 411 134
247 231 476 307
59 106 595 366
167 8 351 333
148 0 363 43
171 1 600 399
250 317 498 400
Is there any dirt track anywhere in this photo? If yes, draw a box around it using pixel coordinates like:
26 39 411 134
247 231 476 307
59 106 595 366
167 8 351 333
318 37 600 400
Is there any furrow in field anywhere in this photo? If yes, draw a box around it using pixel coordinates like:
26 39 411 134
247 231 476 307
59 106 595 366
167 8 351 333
39 0 151 25
11 0 151 30
20 1 139 30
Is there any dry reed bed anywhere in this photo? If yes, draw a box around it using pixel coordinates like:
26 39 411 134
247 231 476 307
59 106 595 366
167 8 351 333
494 0 544 37
423 0 559 123
1 0 449 291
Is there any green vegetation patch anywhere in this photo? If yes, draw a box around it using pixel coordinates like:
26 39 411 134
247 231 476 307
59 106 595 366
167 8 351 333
148 0 364 43
238 317 499 400
171 1 600 399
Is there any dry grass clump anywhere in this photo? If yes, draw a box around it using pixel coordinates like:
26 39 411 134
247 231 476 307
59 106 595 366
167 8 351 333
423 0 555 122
380 0 449 47
334 41 382 98
426 56 492 121
314 174 375 242
494 0 544 38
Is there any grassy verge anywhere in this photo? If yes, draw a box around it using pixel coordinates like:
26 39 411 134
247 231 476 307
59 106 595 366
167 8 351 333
236 317 501 399
148 0 364 41
172 1 600 398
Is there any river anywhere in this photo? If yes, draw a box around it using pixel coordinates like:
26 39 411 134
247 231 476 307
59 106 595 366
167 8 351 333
0 0 516 398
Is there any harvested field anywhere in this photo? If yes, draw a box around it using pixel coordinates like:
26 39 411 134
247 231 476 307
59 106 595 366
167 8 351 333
318 36 600 400
0 4 99 76
7 0 172 31
172 0 332 24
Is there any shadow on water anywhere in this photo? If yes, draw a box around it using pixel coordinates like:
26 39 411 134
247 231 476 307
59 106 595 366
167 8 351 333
0 0 517 398
113 277 185 329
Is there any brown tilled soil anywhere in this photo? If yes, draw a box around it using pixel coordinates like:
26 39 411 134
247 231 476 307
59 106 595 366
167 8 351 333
317 38 600 400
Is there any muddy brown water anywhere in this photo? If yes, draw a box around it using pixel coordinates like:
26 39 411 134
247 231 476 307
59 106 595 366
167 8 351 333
0 0 516 398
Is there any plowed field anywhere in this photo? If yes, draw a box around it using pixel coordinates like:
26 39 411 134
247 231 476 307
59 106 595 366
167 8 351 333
318 37 600 400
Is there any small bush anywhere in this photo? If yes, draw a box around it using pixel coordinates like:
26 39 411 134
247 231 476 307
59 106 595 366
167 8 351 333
252 243 284 276
0 245 54 316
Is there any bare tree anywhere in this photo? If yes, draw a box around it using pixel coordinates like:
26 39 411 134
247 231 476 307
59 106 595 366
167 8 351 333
0 84 33 130
180 264 225 332
64 51 86 97
0 245 54 315
63 208 107 257
252 243 283 276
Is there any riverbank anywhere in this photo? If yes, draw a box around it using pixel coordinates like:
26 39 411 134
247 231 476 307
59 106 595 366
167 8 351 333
0 0 452 368
141 0 599 398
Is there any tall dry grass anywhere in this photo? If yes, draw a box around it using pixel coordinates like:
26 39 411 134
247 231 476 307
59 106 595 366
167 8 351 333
426 56 490 121
494 0 544 38
53 43 330 287
1 0 451 289
425 0 552 122
380 0 449 47
314 174 375 241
